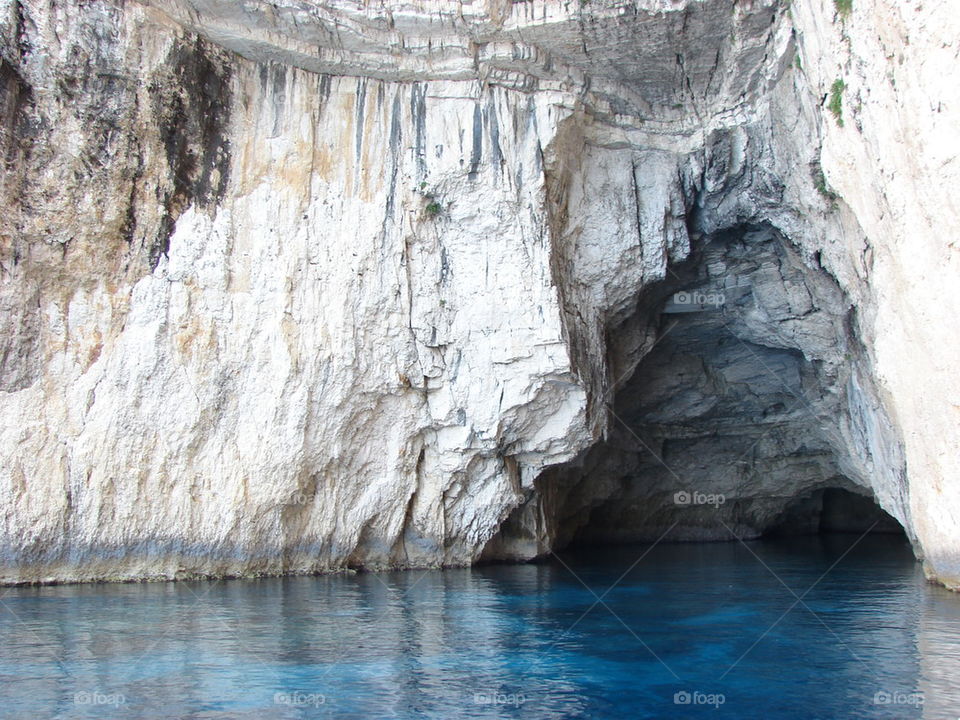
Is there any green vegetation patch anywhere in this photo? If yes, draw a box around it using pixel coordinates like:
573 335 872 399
811 162 839 207
828 78 846 126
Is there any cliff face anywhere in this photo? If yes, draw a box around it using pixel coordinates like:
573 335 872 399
0 0 956 588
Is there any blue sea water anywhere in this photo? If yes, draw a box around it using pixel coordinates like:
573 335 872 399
1 535 959 719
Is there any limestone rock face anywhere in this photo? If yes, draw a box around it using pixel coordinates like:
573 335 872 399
0 0 957 588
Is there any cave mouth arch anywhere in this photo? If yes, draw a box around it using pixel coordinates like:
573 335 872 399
483 223 912 562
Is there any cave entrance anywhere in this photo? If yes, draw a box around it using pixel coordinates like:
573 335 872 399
483 224 911 561
767 487 906 537
563 485 906 551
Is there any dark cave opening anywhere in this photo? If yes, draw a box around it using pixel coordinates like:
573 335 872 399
766 487 906 537
563 486 906 552
484 223 911 561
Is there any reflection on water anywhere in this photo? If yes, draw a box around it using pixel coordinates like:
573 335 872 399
1 535 958 718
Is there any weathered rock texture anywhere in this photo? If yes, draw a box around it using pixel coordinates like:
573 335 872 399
0 0 957 588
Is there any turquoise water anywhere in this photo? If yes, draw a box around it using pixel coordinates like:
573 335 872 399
2 535 959 719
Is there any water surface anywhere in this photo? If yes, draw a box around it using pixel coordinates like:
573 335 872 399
2 535 958 718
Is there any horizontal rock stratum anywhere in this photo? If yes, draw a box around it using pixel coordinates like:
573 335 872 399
1 0 958 588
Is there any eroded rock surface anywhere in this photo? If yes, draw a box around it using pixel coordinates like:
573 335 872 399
0 0 957 588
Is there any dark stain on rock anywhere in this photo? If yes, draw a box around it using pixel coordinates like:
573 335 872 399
148 38 232 270
0 285 41 392
410 82 427 180
269 64 287 137
468 101 482 180
0 58 36 168
0 56 37 276
318 73 332 111
119 143 144 247
355 77 367 162
486 92 502 183
385 90 403 218
13 0 31 62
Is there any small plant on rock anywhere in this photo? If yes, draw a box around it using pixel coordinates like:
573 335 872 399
834 0 852 20
810 161 839 207
828 78 846 126
418 184 445 219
